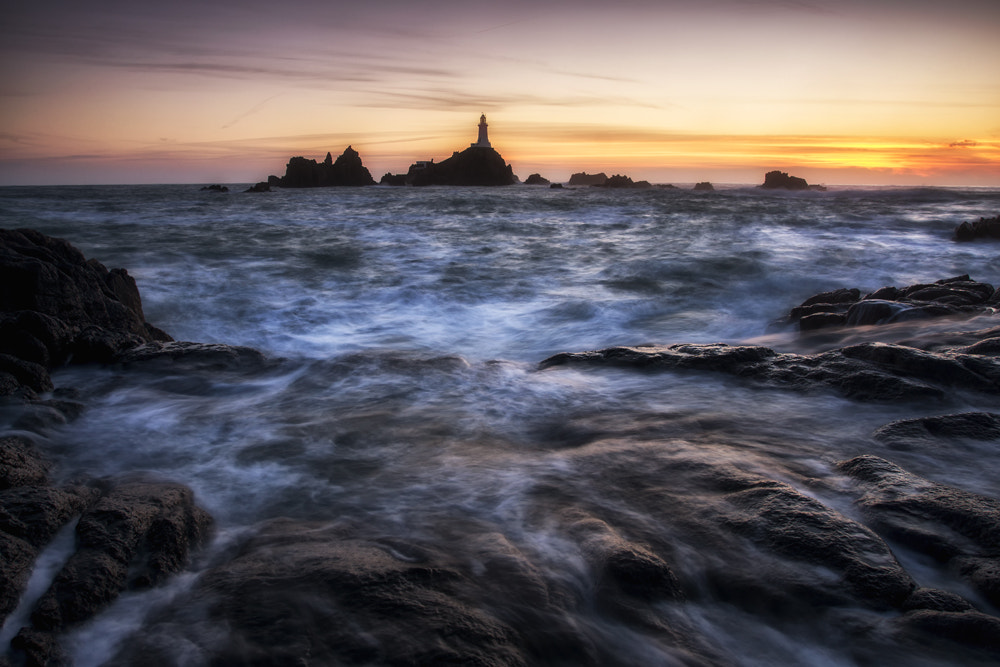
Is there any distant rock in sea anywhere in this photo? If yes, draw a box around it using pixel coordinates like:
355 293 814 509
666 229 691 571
524 173 550 186
693 182 714 191
601 174 652 189
760 170 826 191
405 146 516 186
568 172 608 186
954 215 1000 241
269 146 376 188
380 172 407 186
244 182 270 193
200 184 229 193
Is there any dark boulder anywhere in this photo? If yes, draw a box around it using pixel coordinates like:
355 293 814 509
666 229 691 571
243 181 270 193
198 184 228 193
760 170 810 190
271 146 376 188
693 182 714 191
406 147 516 186
524 173 550 185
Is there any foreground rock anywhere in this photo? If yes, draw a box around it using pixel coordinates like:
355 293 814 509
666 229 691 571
839 454 1000 650
1 432 212 664
955 215 1000 241
268 146 376 188
786 274 999 332
0 228 172 398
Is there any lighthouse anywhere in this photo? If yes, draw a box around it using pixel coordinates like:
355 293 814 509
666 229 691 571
471 114 491 148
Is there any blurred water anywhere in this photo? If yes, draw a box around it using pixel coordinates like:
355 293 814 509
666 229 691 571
3 183 1000 665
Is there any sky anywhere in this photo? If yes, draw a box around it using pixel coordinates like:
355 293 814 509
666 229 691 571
2 0 999 186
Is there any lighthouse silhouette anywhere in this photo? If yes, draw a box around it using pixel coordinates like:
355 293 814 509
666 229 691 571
471 114 491 148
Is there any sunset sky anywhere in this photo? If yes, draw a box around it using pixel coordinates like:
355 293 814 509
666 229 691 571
2 0 998 186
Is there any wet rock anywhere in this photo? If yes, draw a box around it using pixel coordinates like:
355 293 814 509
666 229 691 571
29 479 213 632
524 173 550 185
0 436 50 489
873 412 1000 448
838 455 1000 605
243 181 270 193
893 609 1000 653
902 587 975 613
787 275 998 332
271 146 376 188
113 340 271 373
954 215 1000 241
539 342 963 402
108 519 526 667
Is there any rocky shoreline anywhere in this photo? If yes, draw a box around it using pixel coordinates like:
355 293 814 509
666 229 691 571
2 229 1000 664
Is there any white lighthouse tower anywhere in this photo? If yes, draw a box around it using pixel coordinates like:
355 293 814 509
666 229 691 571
471 114 491 148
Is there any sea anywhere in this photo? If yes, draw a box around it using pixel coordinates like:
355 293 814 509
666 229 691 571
1 183 999 665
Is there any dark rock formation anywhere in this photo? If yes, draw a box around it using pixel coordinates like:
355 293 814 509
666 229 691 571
379 172 407 186
270 146 376 188
0 228 172 398
1 430 211 664
693 182 714 191
405 146 516 186
549 183 564 189
568 172 608 186
243 181 270 193
954 215 1000 241
524 173 550 186
760 170 810 190
786 275 999 332
838 455 1000 610
107 519 535 666
199 184 228 193
540 326 1000 402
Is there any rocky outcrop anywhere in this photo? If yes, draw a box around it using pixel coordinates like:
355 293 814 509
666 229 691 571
540 324 1000 402
760 170 825 190
406 147 516 186
1 432 212 664
524 173 550 186
270 146 376 188
198 184 228 193
243 181 270 193
693 182 714 191
0 228 172 398
839 454 1000 648
600 174 652 189
954 215 1000 241
785 275 999 332
568 172 607 186
379 172 407 186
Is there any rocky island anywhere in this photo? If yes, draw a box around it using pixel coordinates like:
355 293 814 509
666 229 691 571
267 146 376 188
